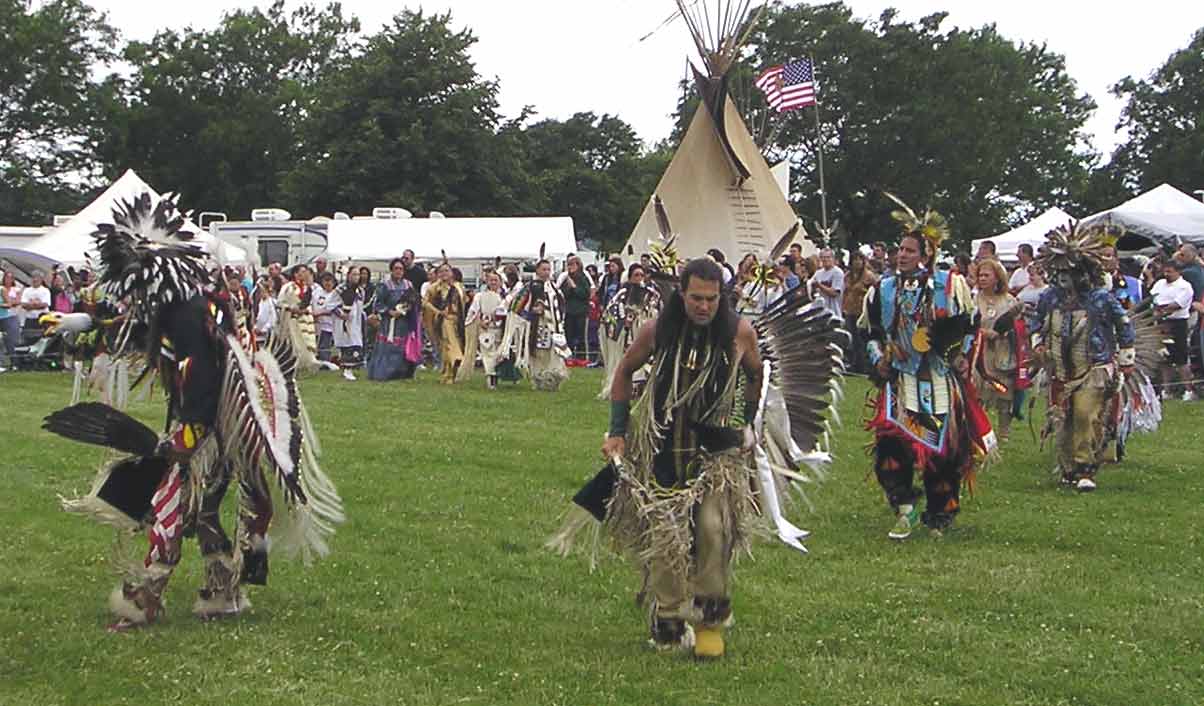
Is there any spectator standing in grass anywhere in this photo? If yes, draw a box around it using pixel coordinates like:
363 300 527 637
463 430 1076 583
706 248 735 284
559 255 592 362
975 239 997 262
312 271 340 364
1152 260 1195 401
1102 246 1141 309
779 256 801 291
841 251 876 373
253 278 277 345
1007 244 1035 296
808 248 844 318
599 256 624 308
0 271 20 370
1018 264 1049 314
20 271 50 327
50 271 75 313
870 241 888 274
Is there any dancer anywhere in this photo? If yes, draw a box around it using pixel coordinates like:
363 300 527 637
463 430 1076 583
860 195 996 539
503 255 569 391
550 199 845 659
972 258 1025 441
278 264 322 373
43 193 342 630
333 268 365 381
366 257 420 381
551 255 845 658
458 269 509 389
597 263 661 399
1029 222 1139 491
422 262 467 384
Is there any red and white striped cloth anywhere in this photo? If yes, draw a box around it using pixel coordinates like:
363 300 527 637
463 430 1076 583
146 467 183 566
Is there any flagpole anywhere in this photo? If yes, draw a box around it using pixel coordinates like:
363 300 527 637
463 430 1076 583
810 54 829 234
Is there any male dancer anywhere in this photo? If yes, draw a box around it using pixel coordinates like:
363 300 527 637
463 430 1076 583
44 194 342 630
598 257 763 657
861 197 995 539
1030 223 1136 491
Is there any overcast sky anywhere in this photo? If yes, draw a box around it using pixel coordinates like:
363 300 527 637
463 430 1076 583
90 0 1204 159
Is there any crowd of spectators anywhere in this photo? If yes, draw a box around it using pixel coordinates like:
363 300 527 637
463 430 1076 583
8 239 1204 395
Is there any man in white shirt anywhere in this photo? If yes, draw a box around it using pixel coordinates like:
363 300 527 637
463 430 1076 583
1007 244 1034 296
808 248 844 318
19 271 50 326
1152 260 1196 400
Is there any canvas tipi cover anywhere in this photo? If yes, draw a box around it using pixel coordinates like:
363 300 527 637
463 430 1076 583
623 89 805 263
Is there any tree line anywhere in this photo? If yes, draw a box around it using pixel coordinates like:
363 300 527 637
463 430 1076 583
1 0 1200 253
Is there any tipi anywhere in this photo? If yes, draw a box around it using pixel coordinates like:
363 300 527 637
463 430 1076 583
623 1 812 262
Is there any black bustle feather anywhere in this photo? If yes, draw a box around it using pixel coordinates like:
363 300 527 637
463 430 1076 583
43 402 159 456
930 314 973 359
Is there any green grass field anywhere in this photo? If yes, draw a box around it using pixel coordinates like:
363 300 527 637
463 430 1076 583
1 368 1202 706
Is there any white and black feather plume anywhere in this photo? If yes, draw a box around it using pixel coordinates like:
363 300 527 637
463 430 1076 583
93 192 210 314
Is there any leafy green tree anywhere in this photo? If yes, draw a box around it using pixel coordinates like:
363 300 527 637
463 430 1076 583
522 112 670 251
1105 28 1204 200
99 1 358 219
670 3 1096 251
0 0 117 223
282 10 542 219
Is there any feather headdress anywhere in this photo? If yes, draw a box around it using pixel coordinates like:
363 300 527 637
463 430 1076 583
644 196 684 293
92 192 209 311
884 192 950 258
1036 219 1120 274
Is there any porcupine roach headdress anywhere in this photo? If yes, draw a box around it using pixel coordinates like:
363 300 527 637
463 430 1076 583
1036 219 1120 283
92 191 210 313
884 191 950 260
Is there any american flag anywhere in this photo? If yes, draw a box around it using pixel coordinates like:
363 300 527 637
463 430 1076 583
755 58 817 112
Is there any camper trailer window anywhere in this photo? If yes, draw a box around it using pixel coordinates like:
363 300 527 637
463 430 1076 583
259 240 289 267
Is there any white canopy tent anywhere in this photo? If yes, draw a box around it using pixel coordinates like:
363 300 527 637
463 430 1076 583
24 169 249 268
1081 183 1204 249
322 216 578 263
973 207 1075 262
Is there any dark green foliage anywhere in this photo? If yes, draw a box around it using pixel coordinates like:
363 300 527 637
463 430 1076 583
708 3 1097 250
97 0 359 221
1100 28 1204 204
0 0 118 223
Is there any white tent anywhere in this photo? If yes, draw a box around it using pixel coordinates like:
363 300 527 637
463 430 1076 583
1081 183 1204 248
322 216 578 263
972 207 1075 262
24 169 249 267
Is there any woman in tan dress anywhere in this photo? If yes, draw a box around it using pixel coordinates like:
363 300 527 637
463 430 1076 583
974 259 1023 440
